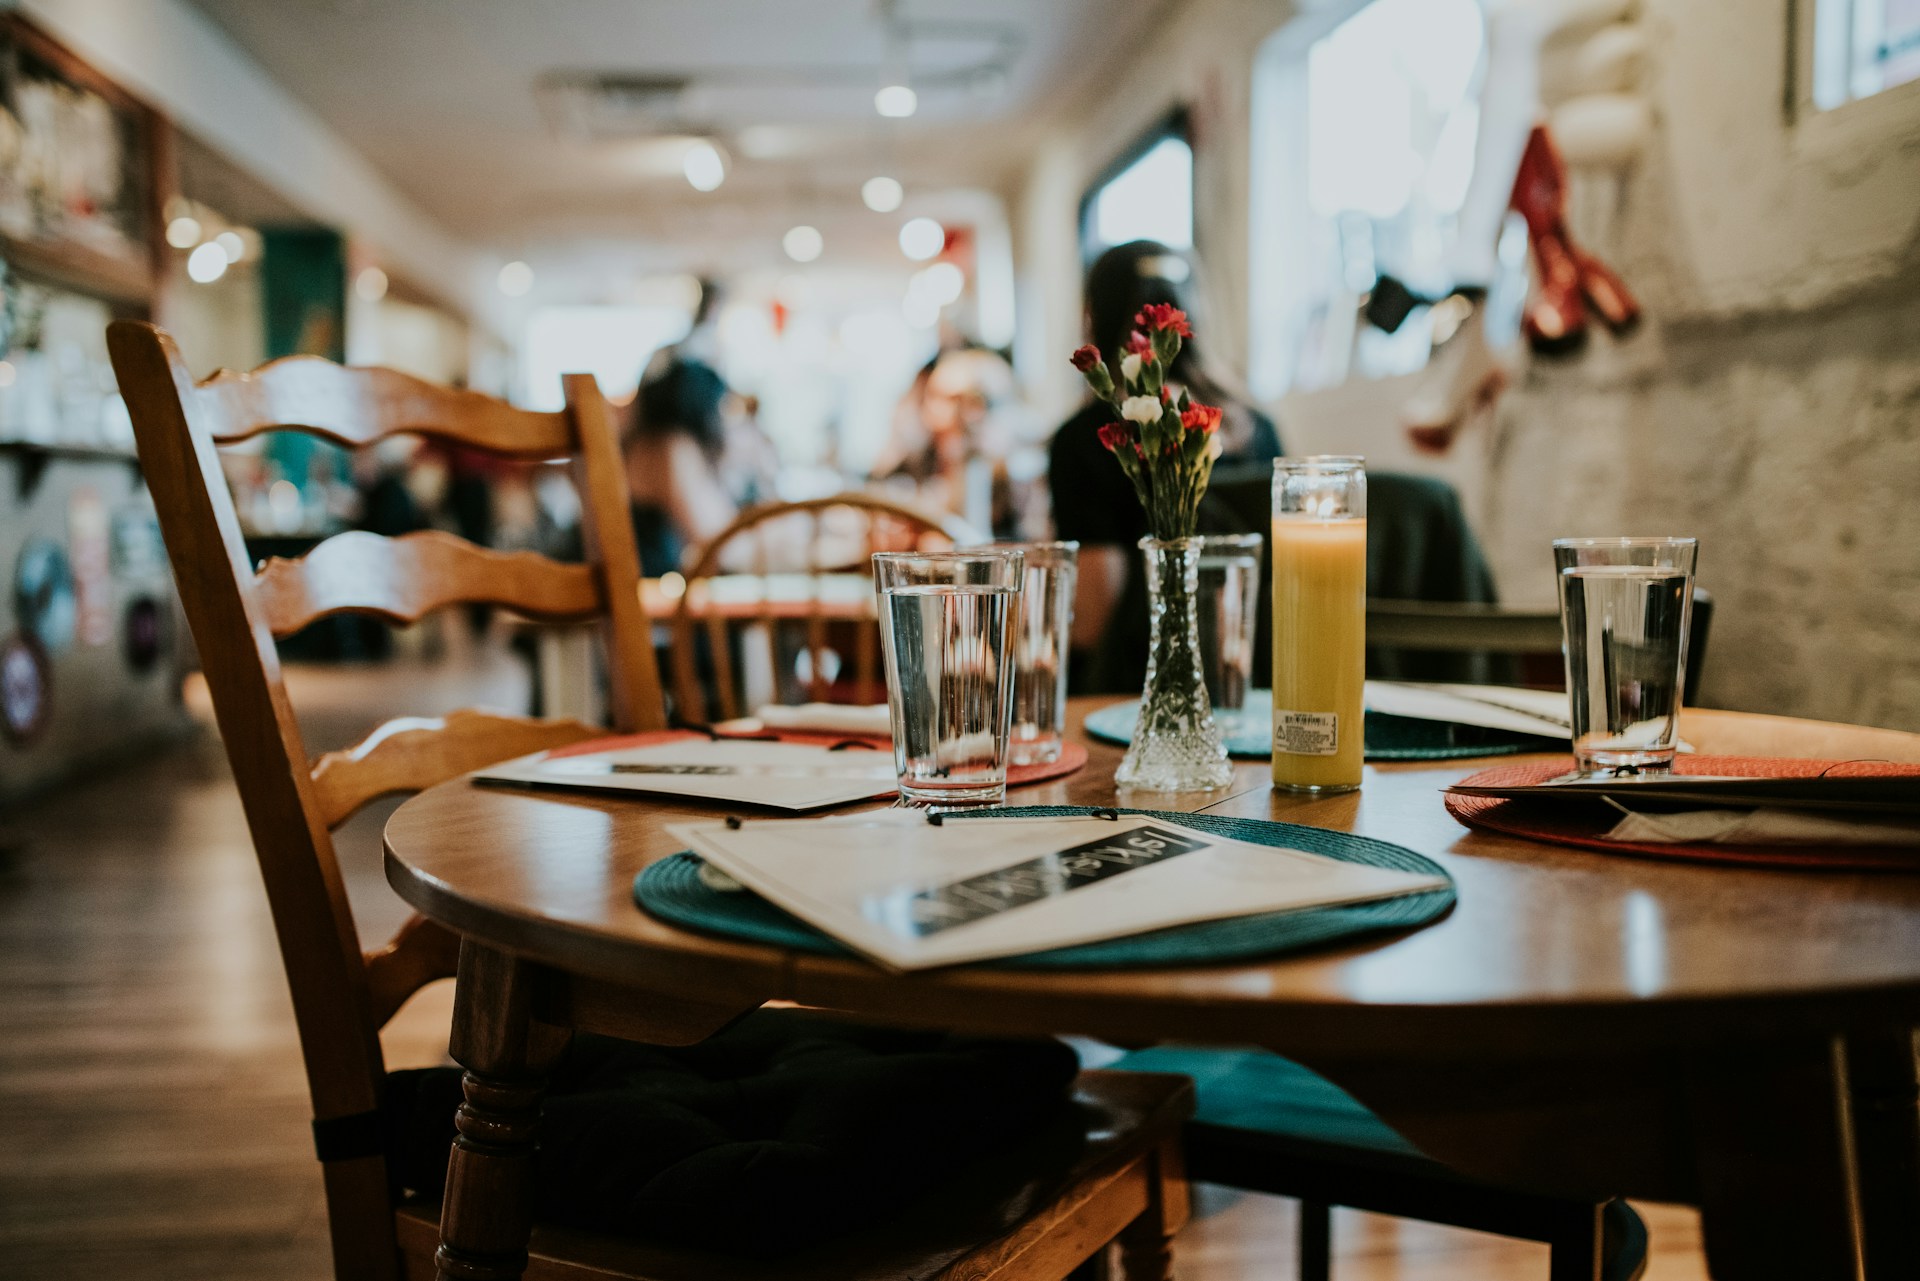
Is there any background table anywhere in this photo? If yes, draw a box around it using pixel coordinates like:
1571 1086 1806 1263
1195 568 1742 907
385 702 1920 1280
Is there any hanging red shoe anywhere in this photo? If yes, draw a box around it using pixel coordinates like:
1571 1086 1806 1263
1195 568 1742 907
1575 246 1641 335
1509 125 1588 356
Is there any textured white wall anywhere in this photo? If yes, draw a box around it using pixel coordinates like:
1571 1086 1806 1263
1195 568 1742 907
1482 0 1920 729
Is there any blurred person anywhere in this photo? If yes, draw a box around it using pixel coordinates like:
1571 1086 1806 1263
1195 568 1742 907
1049 240 1283 693
871 346 1033 537
626 359 738 576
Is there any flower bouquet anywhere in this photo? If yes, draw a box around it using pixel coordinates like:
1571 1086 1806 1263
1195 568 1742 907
1070 305 1233 790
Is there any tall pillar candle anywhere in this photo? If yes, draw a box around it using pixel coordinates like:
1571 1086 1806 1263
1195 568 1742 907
1271 458 1367 792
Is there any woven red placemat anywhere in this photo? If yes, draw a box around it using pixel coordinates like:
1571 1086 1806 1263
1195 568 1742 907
545 730 1088 790
1445 755 1920 871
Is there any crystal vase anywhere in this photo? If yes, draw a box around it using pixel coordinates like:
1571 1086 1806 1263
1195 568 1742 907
1115 537 1234 791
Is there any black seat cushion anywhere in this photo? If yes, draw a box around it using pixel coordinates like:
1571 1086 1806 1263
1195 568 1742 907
382 1009 1080 1255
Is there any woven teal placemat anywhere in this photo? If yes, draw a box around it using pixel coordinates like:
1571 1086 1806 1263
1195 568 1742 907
1083 691 1557 761
633 806 1454 970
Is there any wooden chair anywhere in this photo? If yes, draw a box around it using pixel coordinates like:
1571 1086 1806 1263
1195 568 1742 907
108 322 1189 1281
667 494 981 723
1366 589 1715 703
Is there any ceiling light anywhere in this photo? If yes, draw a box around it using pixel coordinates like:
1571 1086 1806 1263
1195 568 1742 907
186 242 228 283
874 84 917 118
683 140 726 192
215 230 246 263
914 261 965 306
898 216 944 261
497 261 535 296
355 267 389 302
861 176 904 213
165 216 202 249
783 225 824 263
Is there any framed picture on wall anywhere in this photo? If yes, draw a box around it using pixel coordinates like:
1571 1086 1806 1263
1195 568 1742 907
0 16 162 308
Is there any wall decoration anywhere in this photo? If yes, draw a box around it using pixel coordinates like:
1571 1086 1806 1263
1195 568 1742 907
0 631 50 745
13 535 75 652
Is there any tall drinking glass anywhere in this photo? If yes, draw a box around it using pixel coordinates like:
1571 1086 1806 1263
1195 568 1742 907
986 541 1077 766
1553 537 1698 774
872 549 1024 808
1196 534 1264 735
1271 458 1367 793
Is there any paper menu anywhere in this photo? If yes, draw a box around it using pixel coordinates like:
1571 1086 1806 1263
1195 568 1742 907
1364 681 1570 740
666 812 1448 971
473 739 895 811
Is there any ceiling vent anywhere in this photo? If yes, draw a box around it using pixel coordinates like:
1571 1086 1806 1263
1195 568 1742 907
536 73 695 140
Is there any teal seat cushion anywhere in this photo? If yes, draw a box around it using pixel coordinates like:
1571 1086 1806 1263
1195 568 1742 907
1111 1046 1424 1160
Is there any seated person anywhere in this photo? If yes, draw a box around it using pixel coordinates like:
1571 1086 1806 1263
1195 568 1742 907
872 346 1037 538
626 359 738 576
1049 240 1283 693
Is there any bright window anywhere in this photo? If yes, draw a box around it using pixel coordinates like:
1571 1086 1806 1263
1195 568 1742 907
1083 134 1193 257
1813 0 1920 108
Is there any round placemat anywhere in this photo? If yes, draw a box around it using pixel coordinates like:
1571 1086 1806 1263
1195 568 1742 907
1446 756 1920 871
1083 692 1557 762
633 806 1455 969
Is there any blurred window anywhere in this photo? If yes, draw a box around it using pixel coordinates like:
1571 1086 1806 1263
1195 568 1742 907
1813 0 1920 108
1249 0 1486 395
521 305 690 411
1080 115 1193 261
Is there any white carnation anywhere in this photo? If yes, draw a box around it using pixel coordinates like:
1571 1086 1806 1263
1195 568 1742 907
1121 395 1161 424
1120 352 1143 382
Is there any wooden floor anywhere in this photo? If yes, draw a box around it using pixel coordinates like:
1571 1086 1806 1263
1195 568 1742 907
0 637 1712 1279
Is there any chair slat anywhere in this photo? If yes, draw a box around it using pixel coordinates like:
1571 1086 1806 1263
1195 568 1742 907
309 709 603 828
253 529 602 638
197 355 574 457
362 914 462 1029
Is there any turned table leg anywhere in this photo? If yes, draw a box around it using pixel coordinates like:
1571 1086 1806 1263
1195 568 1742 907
435 942 571 1281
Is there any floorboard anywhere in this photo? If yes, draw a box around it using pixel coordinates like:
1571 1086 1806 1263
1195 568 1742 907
0 638 1711 1279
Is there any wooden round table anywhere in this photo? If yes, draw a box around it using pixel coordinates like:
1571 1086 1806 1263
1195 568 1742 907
386 702 1920 1281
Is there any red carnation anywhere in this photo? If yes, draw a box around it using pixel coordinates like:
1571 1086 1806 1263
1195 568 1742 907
1134 303 1192 337
1124 329 1153 357
1180 403 1222 434
1070 344 1102 373
1096 421 1133 454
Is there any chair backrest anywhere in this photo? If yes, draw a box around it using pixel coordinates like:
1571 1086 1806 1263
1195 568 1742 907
1367 588 1716 703
107 321 668 1279
667 493 980 723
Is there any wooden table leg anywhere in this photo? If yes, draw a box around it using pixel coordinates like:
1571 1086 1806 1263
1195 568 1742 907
1846 1027 1920 1280
436 942 571 1281
1687 1037 1863 1281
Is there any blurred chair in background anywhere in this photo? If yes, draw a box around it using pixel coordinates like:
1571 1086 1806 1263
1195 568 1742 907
666 492 980 723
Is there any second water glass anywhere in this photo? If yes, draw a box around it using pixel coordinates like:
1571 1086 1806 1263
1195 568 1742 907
1196 534 1264 734
996 541 1078 766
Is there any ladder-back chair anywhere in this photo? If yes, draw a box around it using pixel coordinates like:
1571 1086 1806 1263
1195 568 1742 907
667 494 980 723
109 320 663 1279
110 323 1190 1281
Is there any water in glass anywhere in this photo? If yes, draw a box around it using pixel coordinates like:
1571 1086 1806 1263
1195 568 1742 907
879 583 1019 806
1560 565 1690 771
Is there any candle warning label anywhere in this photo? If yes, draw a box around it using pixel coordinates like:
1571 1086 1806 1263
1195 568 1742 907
1275 710 1339 756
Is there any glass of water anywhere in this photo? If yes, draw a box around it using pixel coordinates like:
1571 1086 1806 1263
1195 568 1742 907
981 541 1077 766
1553 537 1698 774
1196 534 1264 735
872 549 1024 808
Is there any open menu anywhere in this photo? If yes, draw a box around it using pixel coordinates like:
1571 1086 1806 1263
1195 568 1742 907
666 811 1448 971
1364 682 1570 739
473 739 895 811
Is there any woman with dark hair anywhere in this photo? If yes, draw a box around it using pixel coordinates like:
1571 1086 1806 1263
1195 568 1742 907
1049 239 1283 692
626 359 738 576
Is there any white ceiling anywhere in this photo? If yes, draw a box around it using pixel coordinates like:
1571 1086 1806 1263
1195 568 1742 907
184 0 1161 289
